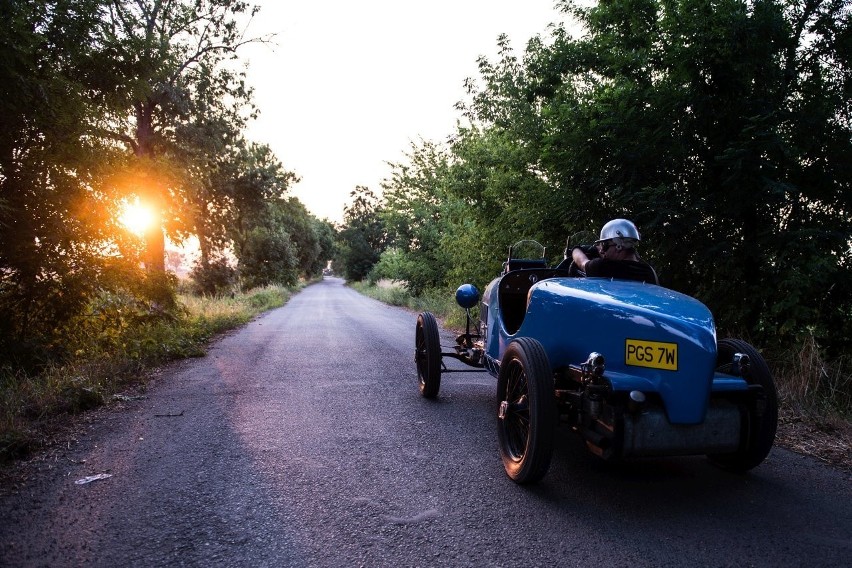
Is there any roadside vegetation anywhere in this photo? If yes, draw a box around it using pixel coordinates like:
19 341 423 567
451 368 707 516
0 283 302 462
349 280 467 329
0 2 335 463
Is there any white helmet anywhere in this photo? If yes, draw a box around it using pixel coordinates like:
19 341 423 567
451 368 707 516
596 219 641 250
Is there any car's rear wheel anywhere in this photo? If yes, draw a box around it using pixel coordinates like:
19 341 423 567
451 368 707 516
708 338 778 472
415 312 441 398
496 338 557 484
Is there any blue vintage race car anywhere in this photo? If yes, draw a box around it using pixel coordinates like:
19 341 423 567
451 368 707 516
415 240 778 483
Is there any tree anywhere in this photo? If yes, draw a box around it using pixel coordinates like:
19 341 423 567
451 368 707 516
0 0 128 367
311 218 338 275
219 143 305 290
542 0 852 348
238 222 299 289
188 256 237 296
379 140 455 294
234 197 328 288
447 0 852 351
337 186 387 281
95 0 266 276
185 139 296 294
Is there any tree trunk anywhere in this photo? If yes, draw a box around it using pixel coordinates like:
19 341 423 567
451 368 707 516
135 99 166 275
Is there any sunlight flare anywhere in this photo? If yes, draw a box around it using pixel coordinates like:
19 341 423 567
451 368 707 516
119 198 155 236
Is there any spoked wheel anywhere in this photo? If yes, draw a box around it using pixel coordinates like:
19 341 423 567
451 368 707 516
708 338 778 472
496 338 557 484
415 312 441 398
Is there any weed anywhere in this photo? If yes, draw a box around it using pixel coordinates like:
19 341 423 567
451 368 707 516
774 335 852 421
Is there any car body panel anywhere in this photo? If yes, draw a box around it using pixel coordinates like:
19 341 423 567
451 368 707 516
481 273 748 424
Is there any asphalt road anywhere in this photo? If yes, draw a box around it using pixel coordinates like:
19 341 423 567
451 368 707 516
1 277 850 567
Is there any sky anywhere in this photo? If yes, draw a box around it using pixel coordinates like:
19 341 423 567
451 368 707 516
240 1 568 223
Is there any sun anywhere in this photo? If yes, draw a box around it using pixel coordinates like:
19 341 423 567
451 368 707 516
119 198 155 236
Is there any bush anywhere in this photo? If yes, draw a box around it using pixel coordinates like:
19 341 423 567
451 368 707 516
238 226 299 289
190 257 237 296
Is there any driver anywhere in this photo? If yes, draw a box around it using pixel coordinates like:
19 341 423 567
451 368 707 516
571 219 658 284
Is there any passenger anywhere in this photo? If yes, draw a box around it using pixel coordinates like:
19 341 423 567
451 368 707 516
571 219 658 284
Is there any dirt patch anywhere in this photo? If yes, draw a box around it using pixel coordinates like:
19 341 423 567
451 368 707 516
0 382 154 495
776 408 852 473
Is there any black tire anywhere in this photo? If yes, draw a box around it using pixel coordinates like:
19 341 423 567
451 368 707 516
496 337 557 483
708 338 778 472
415 312 441 398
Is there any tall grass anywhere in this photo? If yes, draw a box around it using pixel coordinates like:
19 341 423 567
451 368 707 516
774 336 852 421
350 280 469 328
0 283 300 462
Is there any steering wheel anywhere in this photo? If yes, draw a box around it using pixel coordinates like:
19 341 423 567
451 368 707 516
557 243 596 277
568 261 586 277
555 256 585 276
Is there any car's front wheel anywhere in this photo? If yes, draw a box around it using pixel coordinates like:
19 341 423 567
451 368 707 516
496 337 557 484
708 338 778 472
415 312 441 398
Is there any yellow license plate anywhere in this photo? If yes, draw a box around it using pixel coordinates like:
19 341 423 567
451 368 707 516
625 339 678 371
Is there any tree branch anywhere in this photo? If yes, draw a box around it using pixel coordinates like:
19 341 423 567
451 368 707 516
90 127 139 154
